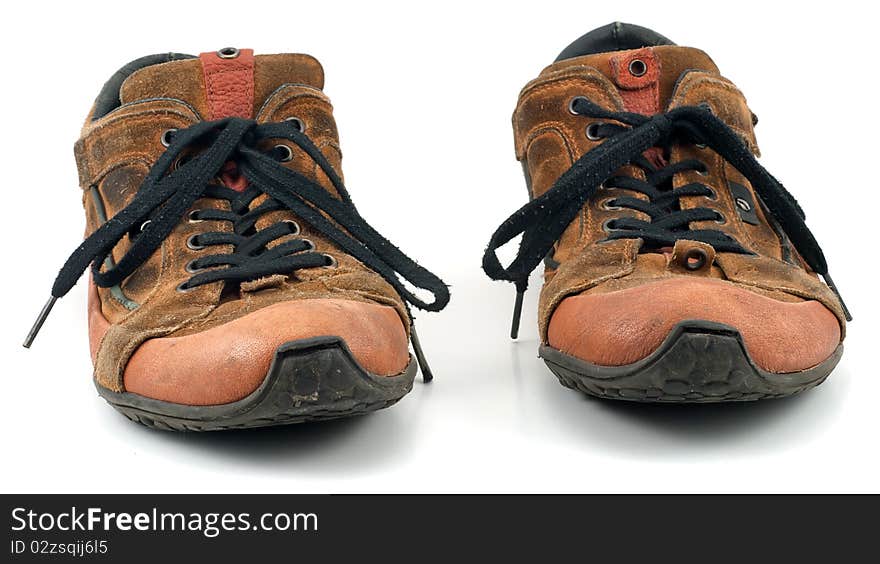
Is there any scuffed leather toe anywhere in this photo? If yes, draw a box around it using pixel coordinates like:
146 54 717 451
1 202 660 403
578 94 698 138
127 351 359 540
123 299 409 406
547 277 841 373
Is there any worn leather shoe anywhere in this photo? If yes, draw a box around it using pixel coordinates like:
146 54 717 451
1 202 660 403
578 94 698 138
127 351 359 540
28 48 449 429
484 23 849 402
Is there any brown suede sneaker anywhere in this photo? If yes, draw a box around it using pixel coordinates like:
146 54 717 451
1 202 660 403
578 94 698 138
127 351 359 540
484 23 850 403
26 48 449 430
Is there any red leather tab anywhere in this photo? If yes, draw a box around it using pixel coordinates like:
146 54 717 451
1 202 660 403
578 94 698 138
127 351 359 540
609 47 660 115
199 49 255 120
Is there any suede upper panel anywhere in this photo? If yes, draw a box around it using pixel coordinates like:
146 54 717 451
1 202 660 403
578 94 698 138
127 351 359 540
118 59 209 118
514 65 625 160
257 85 345 192
253 53 325 100
513 67 636 266
668 71 759 152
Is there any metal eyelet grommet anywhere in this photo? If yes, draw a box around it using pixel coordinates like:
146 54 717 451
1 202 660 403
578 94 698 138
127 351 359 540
161 129 177 147
695 142 707 149
184 260 203 274
683 247 709 271
217 47 240 59
697 167 710 177
301 238 316 251
602 219 620 234
176 154 193 170
187 210 204 223
176 281 196 293
735 197 752 212
703 186 718 201
586 122 604 141
323 254 338 268
282 219 301 235
273 144 293 162
285 116 305 132
714 213 727 225
568 96 588 115
628 59 647 77
600 198 621 211
186 234 205 251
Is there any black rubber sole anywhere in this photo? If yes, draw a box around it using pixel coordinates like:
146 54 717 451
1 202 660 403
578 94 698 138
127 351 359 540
540 320 843 403
96 336 417 431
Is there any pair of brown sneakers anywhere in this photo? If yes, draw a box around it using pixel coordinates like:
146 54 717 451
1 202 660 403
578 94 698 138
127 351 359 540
27 23 849 431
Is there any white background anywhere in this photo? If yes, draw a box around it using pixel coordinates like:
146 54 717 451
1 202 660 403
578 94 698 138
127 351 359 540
2 0 877 493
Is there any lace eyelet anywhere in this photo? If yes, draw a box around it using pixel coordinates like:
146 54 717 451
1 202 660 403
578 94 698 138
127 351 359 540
714 212 727 225
600 198 621 211
282 219 301 235
184 259 203 274
322 254 338 268
273 144 293 162
684 248 708 271
697 167 710 177
568 96 588 115
628 59 647 77
703 186 718 201
160 129 177 148
187 210 204 223
602 219 620 234
217 47 240 59
586 122 604 141
186 234 205 251
176 281 197 293
172 154 192 171
300 238 316 251
284 116 305 132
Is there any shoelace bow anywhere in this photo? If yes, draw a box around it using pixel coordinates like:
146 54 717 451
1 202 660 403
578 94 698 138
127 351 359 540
25 118 450 379
483 96 851 338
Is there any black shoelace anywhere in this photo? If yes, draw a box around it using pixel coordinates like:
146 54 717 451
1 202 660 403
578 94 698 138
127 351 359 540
25 118 450 379
483 96 850 338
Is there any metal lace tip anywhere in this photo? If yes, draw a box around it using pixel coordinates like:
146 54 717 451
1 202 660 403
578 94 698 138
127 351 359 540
410 324 433 383
510 289 525 340
23 296 58 348
822 272 852 322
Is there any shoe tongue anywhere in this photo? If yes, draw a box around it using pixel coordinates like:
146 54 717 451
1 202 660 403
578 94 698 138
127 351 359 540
556 23 719 115
118 49 325 120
